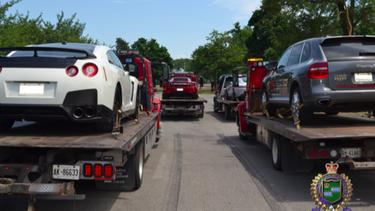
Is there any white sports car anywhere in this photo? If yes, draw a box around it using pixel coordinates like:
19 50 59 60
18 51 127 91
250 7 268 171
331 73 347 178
0 43 139 132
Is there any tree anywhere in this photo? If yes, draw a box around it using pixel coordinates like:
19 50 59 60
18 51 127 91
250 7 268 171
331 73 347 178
191 30 247 84
115 37 130 50
0 0 99 48
131 38 174 80
173 58 192 71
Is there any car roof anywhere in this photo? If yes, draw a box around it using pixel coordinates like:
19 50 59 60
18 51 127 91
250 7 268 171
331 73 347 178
290 35 375 47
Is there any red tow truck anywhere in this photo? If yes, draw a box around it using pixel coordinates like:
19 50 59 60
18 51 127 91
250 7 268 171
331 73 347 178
0 50 163 210
161 71 207 118
237 58 375 172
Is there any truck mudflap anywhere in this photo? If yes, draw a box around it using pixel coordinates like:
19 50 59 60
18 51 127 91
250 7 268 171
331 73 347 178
0 181 85 200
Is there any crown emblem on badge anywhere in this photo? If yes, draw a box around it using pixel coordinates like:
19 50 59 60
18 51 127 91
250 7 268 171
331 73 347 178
325 161 339 174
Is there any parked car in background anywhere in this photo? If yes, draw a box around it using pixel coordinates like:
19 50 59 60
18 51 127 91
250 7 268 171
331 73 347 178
0 43 139 132
162 76 198 99
226 74 247 101
261 35 375 125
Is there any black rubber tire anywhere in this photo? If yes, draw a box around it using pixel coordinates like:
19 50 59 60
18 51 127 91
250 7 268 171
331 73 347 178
261 89 276 117
239 132 246 140
133 141 144 190
0 120 15 131
130 90 139 119
325 112 339 115
96 87 121 132
193 94 198 99
291 87 313 125
198 110 204 118
271 134 282 171
224 104 230 119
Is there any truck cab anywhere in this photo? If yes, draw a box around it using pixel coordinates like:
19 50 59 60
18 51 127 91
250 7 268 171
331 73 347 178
115 50 167 138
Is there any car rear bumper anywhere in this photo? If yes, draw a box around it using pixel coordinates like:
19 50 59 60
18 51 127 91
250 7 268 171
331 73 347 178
0 89 112 122
305 84 375 112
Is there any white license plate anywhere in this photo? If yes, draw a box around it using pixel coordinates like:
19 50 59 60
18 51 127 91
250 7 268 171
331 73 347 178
52 165 80 180
354 73 372 82
19 83 44 95
177 88 183 91
340 148 362 158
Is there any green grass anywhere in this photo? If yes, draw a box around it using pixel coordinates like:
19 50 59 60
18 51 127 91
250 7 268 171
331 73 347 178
198 87 215 94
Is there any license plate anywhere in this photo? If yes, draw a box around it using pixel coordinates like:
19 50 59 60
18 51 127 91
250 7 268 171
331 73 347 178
354 73 372 82
177 88 183 91
19 83 44 95
52 165 80 180
340 148 362 158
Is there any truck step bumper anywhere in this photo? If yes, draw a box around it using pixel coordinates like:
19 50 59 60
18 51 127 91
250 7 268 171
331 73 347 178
0 181 85 200
350 161 375 170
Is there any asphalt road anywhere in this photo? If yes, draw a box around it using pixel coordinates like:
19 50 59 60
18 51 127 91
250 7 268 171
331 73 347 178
1 93 375 211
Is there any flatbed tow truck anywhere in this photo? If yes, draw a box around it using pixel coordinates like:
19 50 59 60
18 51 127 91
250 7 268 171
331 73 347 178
214 67 247 120
0 50 165 210
237 58 375 172
160 70 207 118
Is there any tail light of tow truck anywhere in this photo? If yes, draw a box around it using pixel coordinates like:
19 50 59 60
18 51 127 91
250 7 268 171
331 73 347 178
83 163 114 179
309 149 338 159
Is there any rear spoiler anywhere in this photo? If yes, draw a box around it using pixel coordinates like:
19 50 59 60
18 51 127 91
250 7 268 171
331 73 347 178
320 35 375 45
0 47 96 59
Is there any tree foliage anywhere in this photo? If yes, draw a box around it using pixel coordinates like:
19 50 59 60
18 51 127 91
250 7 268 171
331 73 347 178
0 0 99 48
115 37 130 50
191 27 249 83
173 58 192 71
131 38 174 79
247 0 375 60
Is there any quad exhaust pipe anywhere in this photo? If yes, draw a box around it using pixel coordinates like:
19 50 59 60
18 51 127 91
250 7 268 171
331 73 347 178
72 107 83 119
84 106 96 118
72 106 96 119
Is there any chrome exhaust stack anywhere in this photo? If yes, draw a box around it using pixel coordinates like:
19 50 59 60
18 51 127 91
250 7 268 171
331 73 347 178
317 98 330 106
72 107 84 119
84 106 96 118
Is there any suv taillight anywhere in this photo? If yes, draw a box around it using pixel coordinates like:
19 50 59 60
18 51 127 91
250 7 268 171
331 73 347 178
307 62 328 79
66 66 78 77
82 63 98 77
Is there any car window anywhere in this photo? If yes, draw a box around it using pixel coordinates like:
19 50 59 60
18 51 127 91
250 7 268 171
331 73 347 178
322 41 375 59
107 52 116 66
287 44 303 66
277 47 292 68
109 51 124 70
224 77 233 87
173 78 190 82
301 42 312 62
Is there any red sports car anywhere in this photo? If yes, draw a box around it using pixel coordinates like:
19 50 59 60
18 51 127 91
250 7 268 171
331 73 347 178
163 77 198 99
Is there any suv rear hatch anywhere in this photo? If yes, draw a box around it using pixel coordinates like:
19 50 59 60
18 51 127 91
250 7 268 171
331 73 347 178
321 36 375 90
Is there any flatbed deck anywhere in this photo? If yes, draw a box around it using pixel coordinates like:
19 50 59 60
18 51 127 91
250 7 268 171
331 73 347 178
160 96 207 103
245 112 375 142
0 112 158 151
216 98 242 105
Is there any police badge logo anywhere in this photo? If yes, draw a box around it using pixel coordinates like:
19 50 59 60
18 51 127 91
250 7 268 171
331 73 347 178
311 162 353 211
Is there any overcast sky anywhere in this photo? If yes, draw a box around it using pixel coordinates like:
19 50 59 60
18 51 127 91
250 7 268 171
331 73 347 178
6 0 262 59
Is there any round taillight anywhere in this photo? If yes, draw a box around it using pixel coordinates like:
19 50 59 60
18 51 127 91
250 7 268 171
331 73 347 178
66 66 78 77
253 62 258 66
82 63 98 77
321 150 328 157
311 150 318 157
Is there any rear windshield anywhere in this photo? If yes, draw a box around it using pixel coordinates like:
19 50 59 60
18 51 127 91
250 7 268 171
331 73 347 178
224 77 233 87
321 39 375 59
172 78 190 82
10 50 86 58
